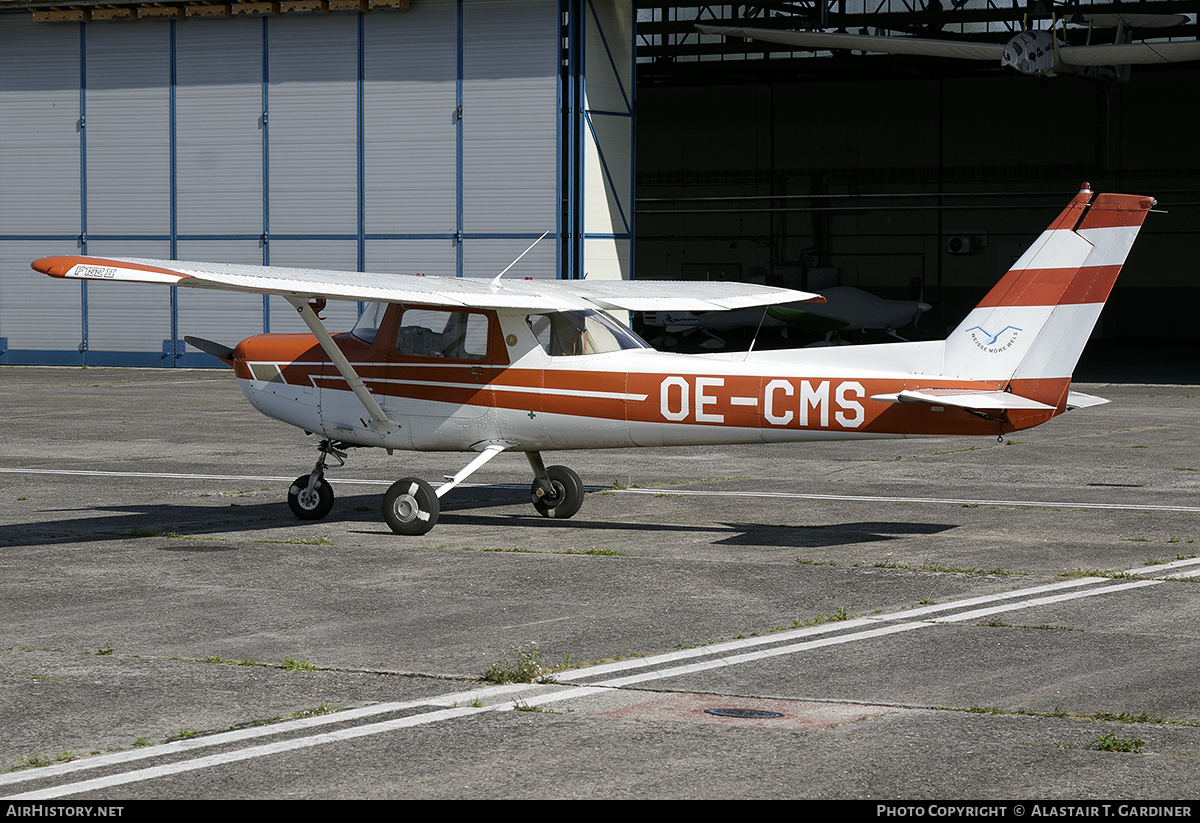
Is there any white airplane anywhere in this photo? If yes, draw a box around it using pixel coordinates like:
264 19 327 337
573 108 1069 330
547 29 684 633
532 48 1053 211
697 13 1200 78
33 184 1153 535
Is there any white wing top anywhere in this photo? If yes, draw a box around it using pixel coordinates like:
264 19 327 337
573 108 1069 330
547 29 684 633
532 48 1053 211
32 255 824 313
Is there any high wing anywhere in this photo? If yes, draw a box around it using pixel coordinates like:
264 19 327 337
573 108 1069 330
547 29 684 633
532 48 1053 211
695 24 1006 61
31 255 824 312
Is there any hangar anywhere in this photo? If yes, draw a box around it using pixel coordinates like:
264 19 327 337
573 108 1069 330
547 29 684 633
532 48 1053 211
0 0 1196 366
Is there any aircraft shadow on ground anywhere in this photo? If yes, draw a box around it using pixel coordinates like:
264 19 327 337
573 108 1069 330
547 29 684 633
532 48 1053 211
710 521 957 548
2 486 957 551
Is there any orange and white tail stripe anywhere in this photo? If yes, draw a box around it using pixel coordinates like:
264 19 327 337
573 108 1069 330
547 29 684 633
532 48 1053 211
942 185 1155 397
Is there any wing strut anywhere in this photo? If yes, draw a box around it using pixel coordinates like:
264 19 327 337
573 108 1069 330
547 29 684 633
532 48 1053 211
285 296 396 434
435 442 509 498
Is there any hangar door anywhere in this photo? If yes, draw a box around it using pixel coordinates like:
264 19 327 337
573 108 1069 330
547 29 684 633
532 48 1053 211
0 0 582 366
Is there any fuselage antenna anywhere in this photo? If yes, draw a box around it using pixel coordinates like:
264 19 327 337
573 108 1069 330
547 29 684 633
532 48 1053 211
491 231 552 286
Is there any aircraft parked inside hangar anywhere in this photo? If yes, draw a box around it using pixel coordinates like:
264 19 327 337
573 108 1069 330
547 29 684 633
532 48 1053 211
698 13 1200 79
33 185 1153 535
642 285 933 351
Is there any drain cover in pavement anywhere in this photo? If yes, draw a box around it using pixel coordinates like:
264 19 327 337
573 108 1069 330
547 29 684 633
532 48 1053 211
704 707 783 719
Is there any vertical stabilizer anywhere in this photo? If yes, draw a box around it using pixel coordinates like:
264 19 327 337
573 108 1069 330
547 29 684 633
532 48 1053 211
940 185 1154 403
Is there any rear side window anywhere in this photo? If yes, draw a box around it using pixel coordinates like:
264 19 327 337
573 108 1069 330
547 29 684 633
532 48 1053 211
396 309 489 360
526 310 649 356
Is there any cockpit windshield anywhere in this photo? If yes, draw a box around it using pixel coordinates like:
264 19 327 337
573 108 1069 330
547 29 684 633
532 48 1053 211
351 301 388 344
526 310 651 356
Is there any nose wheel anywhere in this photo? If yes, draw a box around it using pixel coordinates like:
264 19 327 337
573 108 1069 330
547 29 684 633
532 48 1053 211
286 440 345 521
288 475 334 520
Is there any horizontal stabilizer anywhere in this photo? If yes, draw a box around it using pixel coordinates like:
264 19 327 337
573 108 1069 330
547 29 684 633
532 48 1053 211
1066 391 1109 410
869 389 1057 411
184 335 235 362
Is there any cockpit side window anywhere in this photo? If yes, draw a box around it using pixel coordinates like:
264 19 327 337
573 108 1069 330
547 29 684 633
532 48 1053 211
526 310 650 356
396 309 489 360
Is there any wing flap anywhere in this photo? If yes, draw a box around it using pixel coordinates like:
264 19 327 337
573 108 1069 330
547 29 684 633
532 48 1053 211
32 255 821 313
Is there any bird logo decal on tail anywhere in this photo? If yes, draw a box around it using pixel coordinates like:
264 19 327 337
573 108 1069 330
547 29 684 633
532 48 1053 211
964 325 1023 352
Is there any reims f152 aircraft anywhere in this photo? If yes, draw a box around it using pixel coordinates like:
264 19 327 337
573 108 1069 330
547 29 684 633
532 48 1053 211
33 185 1153 536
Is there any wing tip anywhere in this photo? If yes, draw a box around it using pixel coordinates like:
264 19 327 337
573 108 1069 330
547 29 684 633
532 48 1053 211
30 255 193 285
31 255 79 278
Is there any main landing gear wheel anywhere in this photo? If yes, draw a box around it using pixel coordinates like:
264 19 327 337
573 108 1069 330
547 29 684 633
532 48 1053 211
383 477 440 536
288 474 334 521
531 465 583 519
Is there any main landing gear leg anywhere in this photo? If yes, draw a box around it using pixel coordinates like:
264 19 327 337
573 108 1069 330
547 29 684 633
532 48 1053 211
373 445 586 536
526 451 584 520
287 439 345 521
381 443 509 536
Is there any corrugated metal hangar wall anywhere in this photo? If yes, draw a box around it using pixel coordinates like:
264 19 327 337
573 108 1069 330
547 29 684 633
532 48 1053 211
0 0 635 366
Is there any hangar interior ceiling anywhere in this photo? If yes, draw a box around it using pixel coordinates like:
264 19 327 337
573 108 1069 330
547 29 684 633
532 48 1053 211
630 1 1200 343
636 0 1199 81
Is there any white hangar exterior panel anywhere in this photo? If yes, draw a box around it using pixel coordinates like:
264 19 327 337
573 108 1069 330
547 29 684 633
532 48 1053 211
363 0 458 239
0 16 80 236
84 21 172 239
268 14 359 239
175 18 265 236
0 0 635 366
80 23 174 362
461 0 559 279
0 17 82 360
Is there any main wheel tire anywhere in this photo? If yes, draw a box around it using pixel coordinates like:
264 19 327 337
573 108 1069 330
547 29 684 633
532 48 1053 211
383 477 440 535
531 465 584 519
288 474 334 520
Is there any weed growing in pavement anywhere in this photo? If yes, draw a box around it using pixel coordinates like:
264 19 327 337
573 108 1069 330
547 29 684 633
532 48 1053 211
1090 734 1145 753
482 643 555 684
